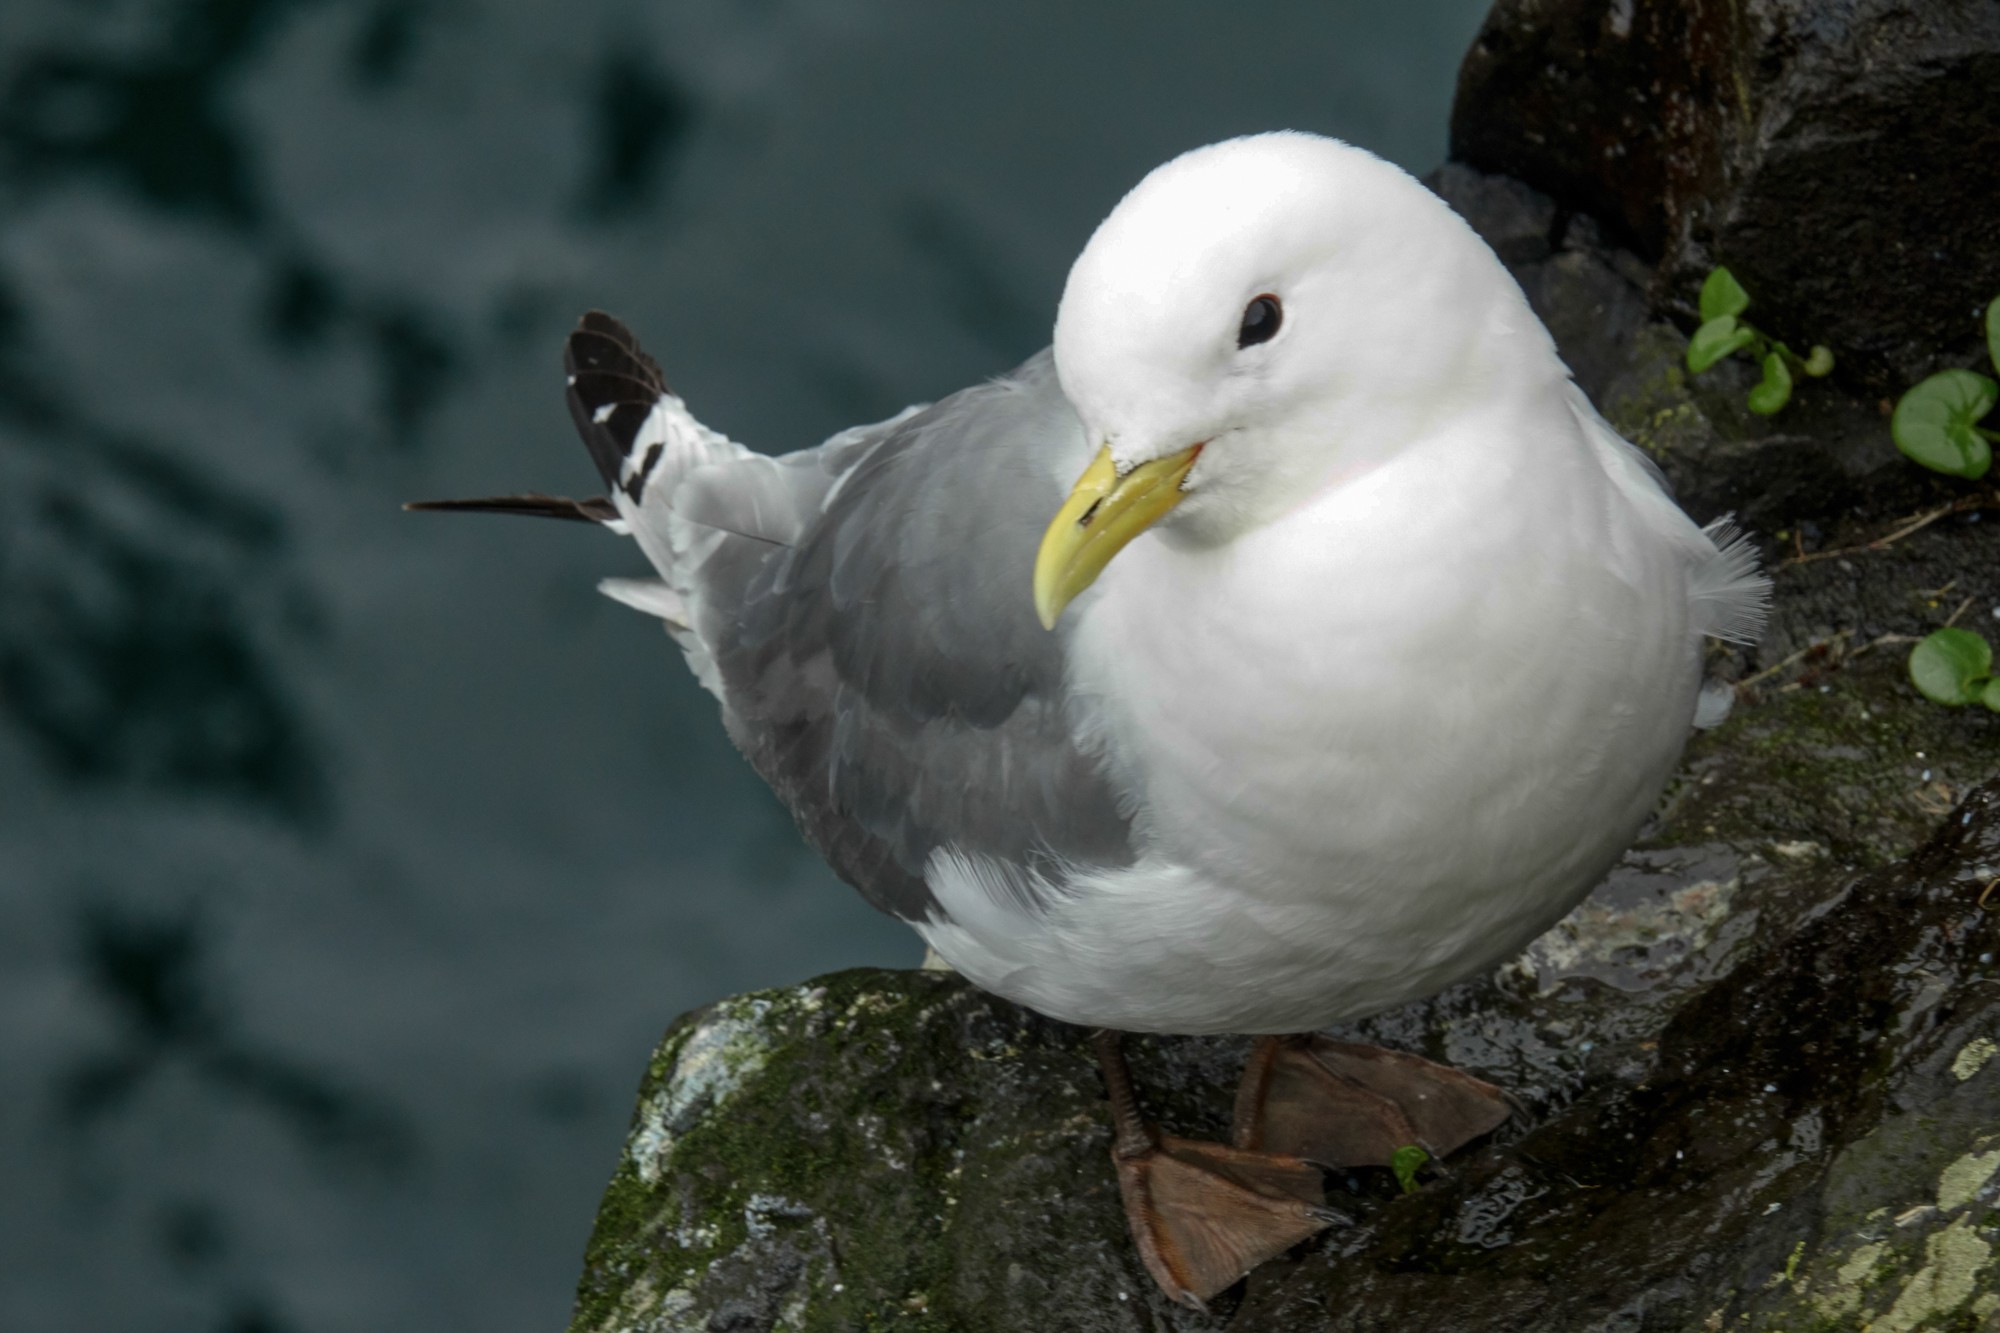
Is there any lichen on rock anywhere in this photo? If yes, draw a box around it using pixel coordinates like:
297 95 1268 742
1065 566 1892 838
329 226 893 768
628 995 781 1185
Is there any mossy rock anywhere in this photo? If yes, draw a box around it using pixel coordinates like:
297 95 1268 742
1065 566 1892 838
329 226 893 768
570 973 1162 1332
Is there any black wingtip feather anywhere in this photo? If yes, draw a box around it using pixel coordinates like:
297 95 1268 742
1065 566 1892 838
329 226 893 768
565 311 671 492
404 493 621 523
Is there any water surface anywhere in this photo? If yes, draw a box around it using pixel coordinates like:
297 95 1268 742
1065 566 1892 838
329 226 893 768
0 4 1489 1328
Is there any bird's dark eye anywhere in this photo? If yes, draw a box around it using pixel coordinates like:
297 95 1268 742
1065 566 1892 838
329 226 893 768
1237 294 1283 349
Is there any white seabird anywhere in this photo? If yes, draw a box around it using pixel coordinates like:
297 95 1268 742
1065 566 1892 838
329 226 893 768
415 131 1768 1307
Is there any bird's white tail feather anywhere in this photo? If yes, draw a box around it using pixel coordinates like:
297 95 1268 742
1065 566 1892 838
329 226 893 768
608 394 752 588
1692 517 1771 646
597 577 688 627
625 393 749 515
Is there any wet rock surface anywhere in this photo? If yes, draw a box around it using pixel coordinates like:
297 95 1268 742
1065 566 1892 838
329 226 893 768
1451 0 2000 391
566 20 2000 1333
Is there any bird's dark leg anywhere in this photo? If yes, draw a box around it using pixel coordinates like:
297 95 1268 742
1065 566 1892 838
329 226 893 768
1092 1029 1338 1309
1231 1034 1511 1172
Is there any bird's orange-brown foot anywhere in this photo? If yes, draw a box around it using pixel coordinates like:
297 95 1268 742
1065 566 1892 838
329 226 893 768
1231 1034 1512 1171
1093 1031 1343 1309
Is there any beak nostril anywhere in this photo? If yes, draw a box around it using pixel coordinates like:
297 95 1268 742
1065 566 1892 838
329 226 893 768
1078 499 1105 527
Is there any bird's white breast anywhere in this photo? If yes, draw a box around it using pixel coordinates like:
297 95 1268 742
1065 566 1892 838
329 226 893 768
923 392 1705 1034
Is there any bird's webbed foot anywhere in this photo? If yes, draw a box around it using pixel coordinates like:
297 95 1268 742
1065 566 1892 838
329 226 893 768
1093 1030 1341 1309
1112 1132 1340 1309
1230 1033 1513 1171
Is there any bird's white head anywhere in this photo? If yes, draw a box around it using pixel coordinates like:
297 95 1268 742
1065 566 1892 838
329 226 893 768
1033 131 1558 627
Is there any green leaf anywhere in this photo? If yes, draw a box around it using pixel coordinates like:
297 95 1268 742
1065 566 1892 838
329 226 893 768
1688 316 1755 374
1909 628 1994 706
1892 370 1998 479
1390 1144 1429 1195
1700 267 1751 322
1803 345 1835 378
1747 351 1793 415
1986 294 1999 376
1983 676 2000 713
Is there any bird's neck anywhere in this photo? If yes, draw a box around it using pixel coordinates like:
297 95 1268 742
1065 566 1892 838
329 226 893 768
1165 335 1570 551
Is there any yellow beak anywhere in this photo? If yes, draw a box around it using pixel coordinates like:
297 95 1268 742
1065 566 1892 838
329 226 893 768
1032 442 1203 629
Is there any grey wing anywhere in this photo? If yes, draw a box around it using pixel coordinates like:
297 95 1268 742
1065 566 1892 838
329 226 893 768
672 350 1135 921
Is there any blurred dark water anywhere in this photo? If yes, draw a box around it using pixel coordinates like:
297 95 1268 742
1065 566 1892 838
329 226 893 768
0 3 1488 1329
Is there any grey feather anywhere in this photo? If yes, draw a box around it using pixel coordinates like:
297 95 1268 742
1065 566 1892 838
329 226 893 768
665 350 1136 921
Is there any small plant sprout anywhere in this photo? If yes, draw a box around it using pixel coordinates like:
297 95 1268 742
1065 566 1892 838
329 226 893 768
1684 267 1834 415
1892 294 2000 480
1390 1143 1430 1195
1908 627 2000 712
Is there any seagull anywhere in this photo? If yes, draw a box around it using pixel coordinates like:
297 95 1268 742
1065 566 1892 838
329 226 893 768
413 131 1768 1308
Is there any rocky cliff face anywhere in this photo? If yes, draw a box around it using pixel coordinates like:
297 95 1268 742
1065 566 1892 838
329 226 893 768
565 5 2000 1329
1452 0 2000 391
